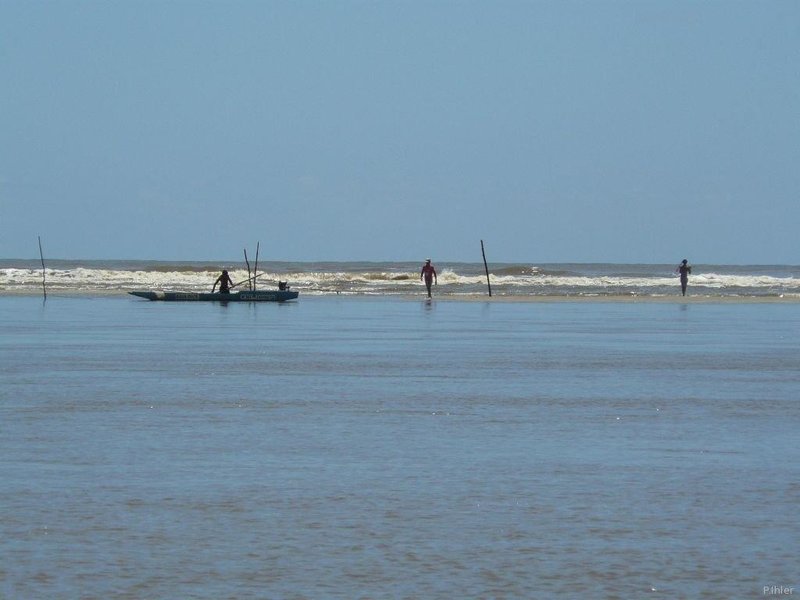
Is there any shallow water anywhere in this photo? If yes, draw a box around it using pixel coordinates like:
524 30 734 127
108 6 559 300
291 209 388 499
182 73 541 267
1 296 798 598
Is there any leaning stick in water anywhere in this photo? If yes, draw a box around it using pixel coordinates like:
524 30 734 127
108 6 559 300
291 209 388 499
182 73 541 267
253 241 260 292
481 239 492 297
38 236 47 299
243 248 252 291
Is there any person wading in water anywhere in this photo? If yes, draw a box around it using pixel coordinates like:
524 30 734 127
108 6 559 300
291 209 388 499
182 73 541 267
420 259 438 298
676 259 691 296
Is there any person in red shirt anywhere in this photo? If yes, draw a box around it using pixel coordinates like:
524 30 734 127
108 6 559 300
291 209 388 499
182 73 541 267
420 259 437 298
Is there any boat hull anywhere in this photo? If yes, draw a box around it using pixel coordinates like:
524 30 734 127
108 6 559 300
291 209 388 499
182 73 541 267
129 290 299 302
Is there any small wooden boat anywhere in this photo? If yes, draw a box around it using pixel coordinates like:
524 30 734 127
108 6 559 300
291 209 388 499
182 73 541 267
129 289 299 302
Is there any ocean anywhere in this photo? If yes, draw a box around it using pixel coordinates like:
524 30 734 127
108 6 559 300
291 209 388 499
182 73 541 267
1 263 799 598
2 259 800 298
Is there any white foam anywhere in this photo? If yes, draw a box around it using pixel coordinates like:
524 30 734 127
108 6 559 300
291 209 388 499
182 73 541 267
2 265 798 295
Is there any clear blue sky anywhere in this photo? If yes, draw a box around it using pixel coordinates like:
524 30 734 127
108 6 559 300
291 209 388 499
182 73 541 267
2 0 798 264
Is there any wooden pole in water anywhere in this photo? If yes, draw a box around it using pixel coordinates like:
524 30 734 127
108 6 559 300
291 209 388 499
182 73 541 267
231 271 268 289
38 235 47 300
481 239 492 297
243 248 252 291
253 241 260 291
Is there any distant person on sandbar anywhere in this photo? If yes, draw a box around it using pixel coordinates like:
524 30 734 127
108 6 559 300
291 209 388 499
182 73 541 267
420 258 437 298
212 269 234 294
675 259 691 296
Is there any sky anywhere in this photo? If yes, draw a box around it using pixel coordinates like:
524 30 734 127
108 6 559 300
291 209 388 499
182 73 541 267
1 0 798 264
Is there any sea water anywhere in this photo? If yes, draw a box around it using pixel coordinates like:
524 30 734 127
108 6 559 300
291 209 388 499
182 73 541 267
1 295 798 599
2 259 800 298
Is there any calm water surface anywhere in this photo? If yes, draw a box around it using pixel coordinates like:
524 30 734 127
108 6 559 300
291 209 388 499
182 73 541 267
1 296 798 599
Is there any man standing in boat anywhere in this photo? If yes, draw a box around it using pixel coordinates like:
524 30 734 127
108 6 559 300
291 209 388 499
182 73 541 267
420 258 437 298
212 270 234 294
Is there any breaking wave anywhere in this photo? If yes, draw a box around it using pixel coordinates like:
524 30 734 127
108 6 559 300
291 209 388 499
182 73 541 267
1 260 799 298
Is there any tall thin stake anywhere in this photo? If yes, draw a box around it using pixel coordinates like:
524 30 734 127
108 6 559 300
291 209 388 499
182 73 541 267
481 239 492 297
38 236 47 300
253 241 260 291
243 248 252 291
